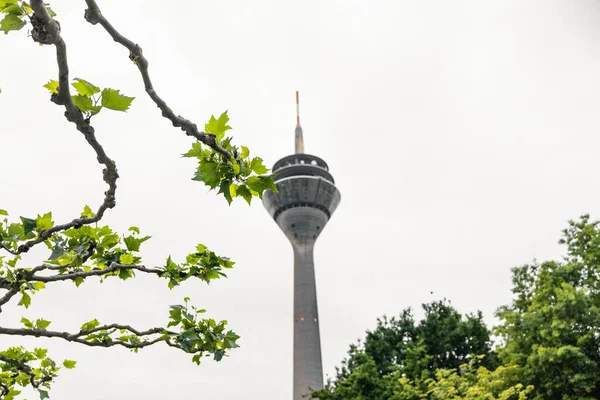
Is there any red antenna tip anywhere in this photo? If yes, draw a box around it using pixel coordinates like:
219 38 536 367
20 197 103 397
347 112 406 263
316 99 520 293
296 91 301 128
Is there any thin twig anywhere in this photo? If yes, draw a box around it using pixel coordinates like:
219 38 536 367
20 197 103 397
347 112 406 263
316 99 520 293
83 0 231 159
0 286 20 312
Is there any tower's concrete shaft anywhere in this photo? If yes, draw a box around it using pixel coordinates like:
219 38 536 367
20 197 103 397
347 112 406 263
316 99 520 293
263 154 341 400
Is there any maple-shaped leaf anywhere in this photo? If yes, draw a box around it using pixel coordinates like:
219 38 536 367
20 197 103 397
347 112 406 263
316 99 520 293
72 78 100 97
205 111 232 141
43 80 59 94
101 88 134 111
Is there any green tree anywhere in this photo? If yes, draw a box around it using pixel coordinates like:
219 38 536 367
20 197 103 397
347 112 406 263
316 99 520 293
0 1 276 398
313 300 498 399
495 214 600 399
316 216 600 399
387 358 532 400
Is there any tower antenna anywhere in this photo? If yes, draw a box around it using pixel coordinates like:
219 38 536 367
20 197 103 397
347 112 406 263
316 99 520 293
295 91 304 154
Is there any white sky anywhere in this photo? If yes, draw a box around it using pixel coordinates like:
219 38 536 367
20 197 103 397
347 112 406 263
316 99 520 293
2 0 600 398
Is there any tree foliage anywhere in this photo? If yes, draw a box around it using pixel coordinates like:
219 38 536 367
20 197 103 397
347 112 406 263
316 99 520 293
496 214 600 399
312 300 499 399
314 215 600 399
1 0 276 398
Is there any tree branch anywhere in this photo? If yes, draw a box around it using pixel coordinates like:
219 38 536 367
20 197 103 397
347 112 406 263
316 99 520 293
28 262 161 283
0 286 20 312
13 1 120 255
0 245 19 256
0 325 176 350
82 0 231 159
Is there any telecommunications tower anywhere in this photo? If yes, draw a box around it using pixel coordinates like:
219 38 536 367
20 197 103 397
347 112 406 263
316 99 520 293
262 92 341 399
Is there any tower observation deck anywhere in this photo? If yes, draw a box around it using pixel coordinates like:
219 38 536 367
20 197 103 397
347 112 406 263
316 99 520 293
262 92 341 400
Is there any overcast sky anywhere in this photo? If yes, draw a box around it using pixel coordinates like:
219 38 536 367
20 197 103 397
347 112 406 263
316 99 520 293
3 0 600 398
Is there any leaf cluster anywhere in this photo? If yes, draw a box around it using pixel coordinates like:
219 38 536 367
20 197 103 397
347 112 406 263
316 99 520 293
166 298 240 363
43 79 134 120
0 346 74 400
0 206 241 397
0 1 55 34
183 111 277 205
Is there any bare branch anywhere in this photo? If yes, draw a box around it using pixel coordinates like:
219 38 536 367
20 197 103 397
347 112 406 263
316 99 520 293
83 0 231 159
13 1 121 255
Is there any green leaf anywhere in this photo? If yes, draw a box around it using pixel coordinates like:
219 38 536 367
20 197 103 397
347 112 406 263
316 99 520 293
72 95 102 116
34 348 48 359
0 209 8 216
71 78 100 96
81 205 95 218
62 360 77 369
3 4 22 15
35 318 51 330
218 180 233 205
128 226 140 234
240 146 250 159
8 222 23 237
18 292 31 308
183 141 206 158
236 185 252 205
39 389 50 399
80 318 100 330
123 235 151 252
20 216 36 235
245 176 273 198
20 317 33 329
196 244 207 253
229 183 238 198
15 371 29 386
204 111 232 141
33 282 46 290
20 1 32 14
101 88 134 111
43 80 59 94
250 157 268 174
119 253 134 265
0 1 19 12
193 160 221 188
0 14 25 34
35 212 53 231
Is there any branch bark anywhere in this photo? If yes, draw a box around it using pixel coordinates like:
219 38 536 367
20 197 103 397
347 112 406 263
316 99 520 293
0 286 20 312
10 1 120 255
0 324 172 349
83 0 231 159
27 262 161 283
0 324 179 350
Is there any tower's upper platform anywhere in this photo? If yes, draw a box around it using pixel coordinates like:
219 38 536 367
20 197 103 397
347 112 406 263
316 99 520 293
263 153 341 236
262 91 341 244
